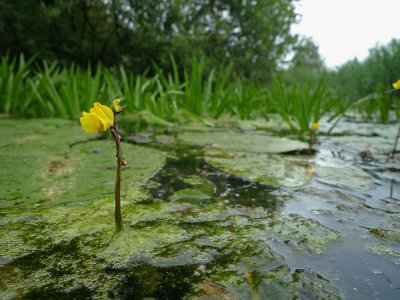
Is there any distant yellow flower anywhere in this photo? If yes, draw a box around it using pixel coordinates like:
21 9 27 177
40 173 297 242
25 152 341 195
393 79 400 90
80 102 114 133
113 98 127 113
311 122 319 131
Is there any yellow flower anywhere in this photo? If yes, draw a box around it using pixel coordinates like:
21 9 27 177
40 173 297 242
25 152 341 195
311 122 319 131
113 99 127 113
80 102 114 133
393 79 400 90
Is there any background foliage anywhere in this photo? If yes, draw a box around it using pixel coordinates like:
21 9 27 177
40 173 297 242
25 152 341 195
0 0 298 82
329 39 400 100
0 0 399 128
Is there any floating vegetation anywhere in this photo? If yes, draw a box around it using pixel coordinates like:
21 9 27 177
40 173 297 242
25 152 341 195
178 131 308 154
205 149 313 188
0 119 399 299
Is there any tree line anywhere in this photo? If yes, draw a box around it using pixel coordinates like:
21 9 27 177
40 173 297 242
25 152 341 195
0 0 301 81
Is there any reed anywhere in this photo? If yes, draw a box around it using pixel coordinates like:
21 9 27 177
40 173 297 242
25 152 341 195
0 54 367 135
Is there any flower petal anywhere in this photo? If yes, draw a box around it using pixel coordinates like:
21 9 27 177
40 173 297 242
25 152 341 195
80 112 101 133
311 122 320 131
90 102 114 132
99 103 114 123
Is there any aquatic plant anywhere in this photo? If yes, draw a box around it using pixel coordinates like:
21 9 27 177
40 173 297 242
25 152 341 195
267 76 338 137
80 99 127 230
308 122 320 153
393 79 400 90
0 55 336 131
392 79 400 157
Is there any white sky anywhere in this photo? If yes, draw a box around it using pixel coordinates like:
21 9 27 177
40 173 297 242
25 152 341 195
291 0 400 69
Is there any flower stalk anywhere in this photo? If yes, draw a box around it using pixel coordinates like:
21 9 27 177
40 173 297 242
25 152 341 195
392 80 400 158
110 121 123 230
392 123 400 158
80 99 127 230
308 122 319 153
111 100 127 230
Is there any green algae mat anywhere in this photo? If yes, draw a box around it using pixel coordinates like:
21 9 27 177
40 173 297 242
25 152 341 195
0 119 399 299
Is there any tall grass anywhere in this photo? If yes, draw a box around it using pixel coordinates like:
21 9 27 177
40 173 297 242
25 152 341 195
0 54 35 116
268 76 338 133
0 54 372 135
353 83 398 123
0 55 268 120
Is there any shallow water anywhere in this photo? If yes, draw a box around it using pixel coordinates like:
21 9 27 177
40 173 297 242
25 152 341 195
0 118 399 299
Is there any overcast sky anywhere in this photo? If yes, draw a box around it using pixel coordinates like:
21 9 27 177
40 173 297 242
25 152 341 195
291 0 400 69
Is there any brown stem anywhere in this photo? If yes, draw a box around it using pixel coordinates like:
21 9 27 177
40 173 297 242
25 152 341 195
110 117 123 230
392 123 400 158
308 129 314 154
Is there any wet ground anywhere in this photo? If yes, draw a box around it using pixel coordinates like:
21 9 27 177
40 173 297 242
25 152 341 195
0 118 399 299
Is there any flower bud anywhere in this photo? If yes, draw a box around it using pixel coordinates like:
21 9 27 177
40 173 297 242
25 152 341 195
392 79 400 90
113 99 127 113
311 122 319 132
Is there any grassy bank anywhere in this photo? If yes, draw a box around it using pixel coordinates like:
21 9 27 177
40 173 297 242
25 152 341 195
0 55 398 136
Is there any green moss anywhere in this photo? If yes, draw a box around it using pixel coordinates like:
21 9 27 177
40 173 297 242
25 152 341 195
263 213 342 255
170 188 213 205
0 119 166 260
369 244 400 266
0 119 166 210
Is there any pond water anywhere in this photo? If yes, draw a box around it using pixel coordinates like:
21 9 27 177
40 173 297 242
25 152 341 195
0 118 399 299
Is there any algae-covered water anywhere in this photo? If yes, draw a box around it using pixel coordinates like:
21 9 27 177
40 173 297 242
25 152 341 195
0 118 399 299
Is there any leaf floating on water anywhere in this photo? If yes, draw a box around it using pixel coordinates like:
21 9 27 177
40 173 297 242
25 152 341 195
205 149 313 188
179 131 308 154
205 148 373 191
314 157 373 191
0 120 166 210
